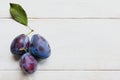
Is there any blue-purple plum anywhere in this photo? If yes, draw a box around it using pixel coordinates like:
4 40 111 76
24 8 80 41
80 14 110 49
30 34 51 59
19 53 37 74
10 34 30 55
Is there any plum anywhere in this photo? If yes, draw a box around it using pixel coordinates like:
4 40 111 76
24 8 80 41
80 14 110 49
10 34 30 55
19 53 37 74
29 34 51 59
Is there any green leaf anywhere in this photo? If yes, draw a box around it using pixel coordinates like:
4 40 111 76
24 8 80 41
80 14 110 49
10 3 28 26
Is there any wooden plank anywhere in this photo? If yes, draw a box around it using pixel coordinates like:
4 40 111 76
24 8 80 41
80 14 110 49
0 71 120 80
1 0 120 18
0 19 120 70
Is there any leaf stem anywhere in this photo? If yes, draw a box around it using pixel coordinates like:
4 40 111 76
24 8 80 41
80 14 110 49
28 26 34 31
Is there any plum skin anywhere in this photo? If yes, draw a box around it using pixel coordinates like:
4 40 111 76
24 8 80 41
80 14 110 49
19 53 37 74
29 34 51 59
10 34 30 55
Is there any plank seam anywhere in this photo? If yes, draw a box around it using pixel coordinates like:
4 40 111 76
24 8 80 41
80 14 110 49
1 17 120 19
1 69 120 71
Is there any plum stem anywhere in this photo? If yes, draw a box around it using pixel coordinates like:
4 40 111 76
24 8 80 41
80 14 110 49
26 29 34 36
26 26 34 36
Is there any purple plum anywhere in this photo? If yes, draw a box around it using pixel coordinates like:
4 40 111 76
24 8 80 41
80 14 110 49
19 53 37 74
30 34 51 59
10 34 30 55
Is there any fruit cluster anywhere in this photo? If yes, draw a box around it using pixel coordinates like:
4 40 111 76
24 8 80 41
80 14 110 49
10 34 51 74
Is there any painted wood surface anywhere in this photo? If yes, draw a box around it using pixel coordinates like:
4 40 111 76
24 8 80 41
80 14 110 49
1 0 120 18
0 0 120 80
1 71 120 80
0 19 120 70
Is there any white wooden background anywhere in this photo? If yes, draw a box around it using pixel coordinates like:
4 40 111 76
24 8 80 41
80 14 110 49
1 0 120 80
